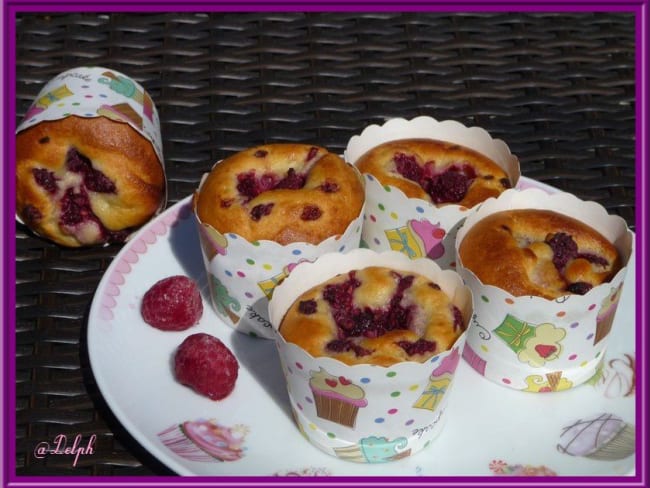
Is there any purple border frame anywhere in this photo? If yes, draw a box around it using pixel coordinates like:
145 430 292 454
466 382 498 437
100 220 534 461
2 2 647 488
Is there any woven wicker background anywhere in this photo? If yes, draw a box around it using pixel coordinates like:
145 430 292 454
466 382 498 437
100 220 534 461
14 12 635 476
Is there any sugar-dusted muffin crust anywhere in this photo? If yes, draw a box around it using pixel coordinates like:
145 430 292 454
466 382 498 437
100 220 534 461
16 116 165 247
355 138 511 208
458 209 622 299
279 266 465 366
195 143 364 245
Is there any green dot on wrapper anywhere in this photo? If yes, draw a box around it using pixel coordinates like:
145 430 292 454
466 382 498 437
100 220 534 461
390 391 401 398
481 295 490 303
327 432 336 439
246 258 255 265
386 371 397 378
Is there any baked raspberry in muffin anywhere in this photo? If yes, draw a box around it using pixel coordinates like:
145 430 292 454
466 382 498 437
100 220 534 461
194 144 364 245
16 116 165 247
458 209 622 299
355 138 511 208
279 266 465 366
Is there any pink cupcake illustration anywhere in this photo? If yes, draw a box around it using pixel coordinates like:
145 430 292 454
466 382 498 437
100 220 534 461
309 367 368 428
158 419 248 462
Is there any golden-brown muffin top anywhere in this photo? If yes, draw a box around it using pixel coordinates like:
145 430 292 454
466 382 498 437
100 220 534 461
279 266 465 366
195 143 364 245
458 209 621 299
355 138 510 208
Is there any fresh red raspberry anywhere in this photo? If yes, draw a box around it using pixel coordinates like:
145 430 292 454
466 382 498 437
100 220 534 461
174 333 239 400
141 275 203 331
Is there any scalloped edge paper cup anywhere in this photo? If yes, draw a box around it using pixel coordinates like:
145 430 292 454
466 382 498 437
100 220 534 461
455 188 634 392
268 249 472 463
15 66 167 239
192 165 365 339
344 116 520 270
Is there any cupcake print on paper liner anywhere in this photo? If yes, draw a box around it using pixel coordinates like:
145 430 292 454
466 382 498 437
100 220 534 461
309 367 368 429
158 419 249 462
461 290 624 392
334 436 411 463
360 175 467 270
557 413 635 461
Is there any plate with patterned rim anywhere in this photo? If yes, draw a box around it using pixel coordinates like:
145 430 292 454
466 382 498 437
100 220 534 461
87 176 636 477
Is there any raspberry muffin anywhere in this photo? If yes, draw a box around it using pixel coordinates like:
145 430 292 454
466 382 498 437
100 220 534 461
16 116 165 247
455 188 633 392
194 143 364 245
344 117 520 269
355 138 512 208
279 265 466 367
458 209 622 299
268 249 471 462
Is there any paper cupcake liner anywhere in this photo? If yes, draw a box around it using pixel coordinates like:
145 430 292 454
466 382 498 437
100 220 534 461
455 188 634 392
268 249 472 462
344 116 520 270
193 169 365 339
15 66 167 236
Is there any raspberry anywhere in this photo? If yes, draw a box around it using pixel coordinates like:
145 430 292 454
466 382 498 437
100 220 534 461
236 168 307 203
306 146 319 161
141 275 203 331
323 271 415 339
566 282 593 295
320 181 339 193
174 333 239 400
394 152 422 182
325 339 372 357
300 205 322 221
250 203 274 221
577 252 609 267
396 338 437 356
276 168 307 190
32 168 58 194
393 153 477 204
298 299 317 314
546 232 578 270
66 147 116 193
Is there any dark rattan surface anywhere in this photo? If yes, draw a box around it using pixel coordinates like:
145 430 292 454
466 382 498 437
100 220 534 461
15 12 635 476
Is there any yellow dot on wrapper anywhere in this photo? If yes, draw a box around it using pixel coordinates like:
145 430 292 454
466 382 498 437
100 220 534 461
57 102 65 107
409 384 419 391
390 212 398 220
481 345 489 353
263 263 272 270
580 361 589 367
309 423 317 430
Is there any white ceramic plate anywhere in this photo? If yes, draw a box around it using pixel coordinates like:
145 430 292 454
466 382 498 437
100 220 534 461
87 177 636 477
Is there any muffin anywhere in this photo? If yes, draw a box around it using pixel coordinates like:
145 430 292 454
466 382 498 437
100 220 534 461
279 265 465 367
355 138 512 208
194 143 364 245
15 67 165 247
193 144 365 339
455 188 633 392
268 249 471 463
458 208 622 299
345 117 520 269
